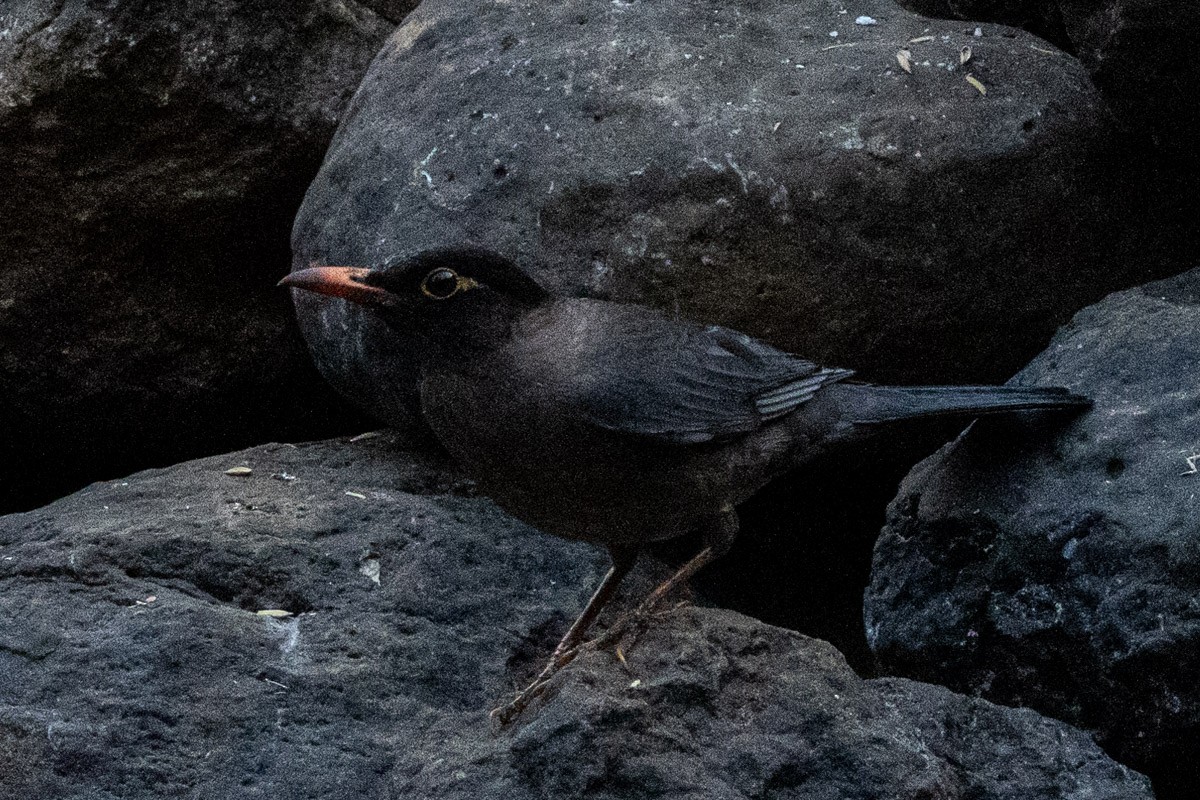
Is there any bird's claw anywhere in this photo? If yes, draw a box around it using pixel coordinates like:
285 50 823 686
492 604 680 726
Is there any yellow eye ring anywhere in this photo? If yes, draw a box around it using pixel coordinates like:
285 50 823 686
420 268 477 299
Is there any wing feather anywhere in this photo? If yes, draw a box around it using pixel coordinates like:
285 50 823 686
572 309 852 444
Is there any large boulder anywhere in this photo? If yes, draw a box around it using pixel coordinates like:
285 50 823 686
0 434 1153 798
291 0 1190 432
865 267 1200 798
0 1 398 514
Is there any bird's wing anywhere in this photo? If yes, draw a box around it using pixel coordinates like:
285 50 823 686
573 314 853 444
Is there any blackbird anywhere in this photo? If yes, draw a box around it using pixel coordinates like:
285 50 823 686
282 245 1089 721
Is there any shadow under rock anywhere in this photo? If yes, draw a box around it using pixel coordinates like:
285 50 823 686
667 419 974 676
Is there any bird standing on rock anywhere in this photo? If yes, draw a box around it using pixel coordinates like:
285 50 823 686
281 246 1089 722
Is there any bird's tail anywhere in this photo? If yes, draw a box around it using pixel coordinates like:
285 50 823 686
841 384 1091 424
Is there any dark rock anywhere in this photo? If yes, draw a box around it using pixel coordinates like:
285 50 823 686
0 434 1152 798
360 0 422 24
0 1 397 514
683 428 955 671
291 0 1189 433
896 1 1071 47
1058 1 1198 165
866 266 1200 798
896 0 1200 169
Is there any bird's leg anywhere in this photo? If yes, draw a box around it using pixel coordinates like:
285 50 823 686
535 545 638 682
492 509 738 725
591 506 739 649
491 545 637 723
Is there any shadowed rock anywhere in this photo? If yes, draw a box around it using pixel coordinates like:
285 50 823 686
897 0 1200 171
0 433 1152 798
0 0 402 514
866 266 1200 799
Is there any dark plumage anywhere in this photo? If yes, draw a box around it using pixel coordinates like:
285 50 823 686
281 246 1089 720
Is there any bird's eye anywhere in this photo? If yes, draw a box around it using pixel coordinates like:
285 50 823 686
420 268 462 299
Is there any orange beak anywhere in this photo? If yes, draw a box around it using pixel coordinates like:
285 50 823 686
278 266 396 307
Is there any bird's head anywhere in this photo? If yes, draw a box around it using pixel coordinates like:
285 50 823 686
281 246 549 357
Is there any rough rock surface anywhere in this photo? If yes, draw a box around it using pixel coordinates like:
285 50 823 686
866 267 1200 798
0 435 1152 799
898 0 1200 169
291 0 1189 432
0 1 399 514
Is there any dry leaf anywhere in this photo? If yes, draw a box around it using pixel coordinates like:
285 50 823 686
224 466 252 477
959 45 972 66
896 48 913 74
256 609 293 618
965 74 987 95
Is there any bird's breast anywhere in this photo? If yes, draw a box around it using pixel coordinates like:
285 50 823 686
418 366 723 546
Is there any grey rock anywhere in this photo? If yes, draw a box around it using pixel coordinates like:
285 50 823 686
0 434 1152 798
897 0 1200 167
292 0 1187 434
0 1 395 514
866 266 1200 798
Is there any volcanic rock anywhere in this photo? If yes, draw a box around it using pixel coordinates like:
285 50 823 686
896 0 1200 170
0 0 399 513
0 434 1153 799
866 266 1200 798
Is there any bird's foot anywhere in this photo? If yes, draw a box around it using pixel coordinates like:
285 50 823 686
493 547 719 725
490 644 603 725
490 601 687 725
491 642 584 725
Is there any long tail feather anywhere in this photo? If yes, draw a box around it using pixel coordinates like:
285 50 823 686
843 384 1091 424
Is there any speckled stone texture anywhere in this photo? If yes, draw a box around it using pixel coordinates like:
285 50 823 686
866 267 1200 798
898 0 1200 171
0 434 1152 799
